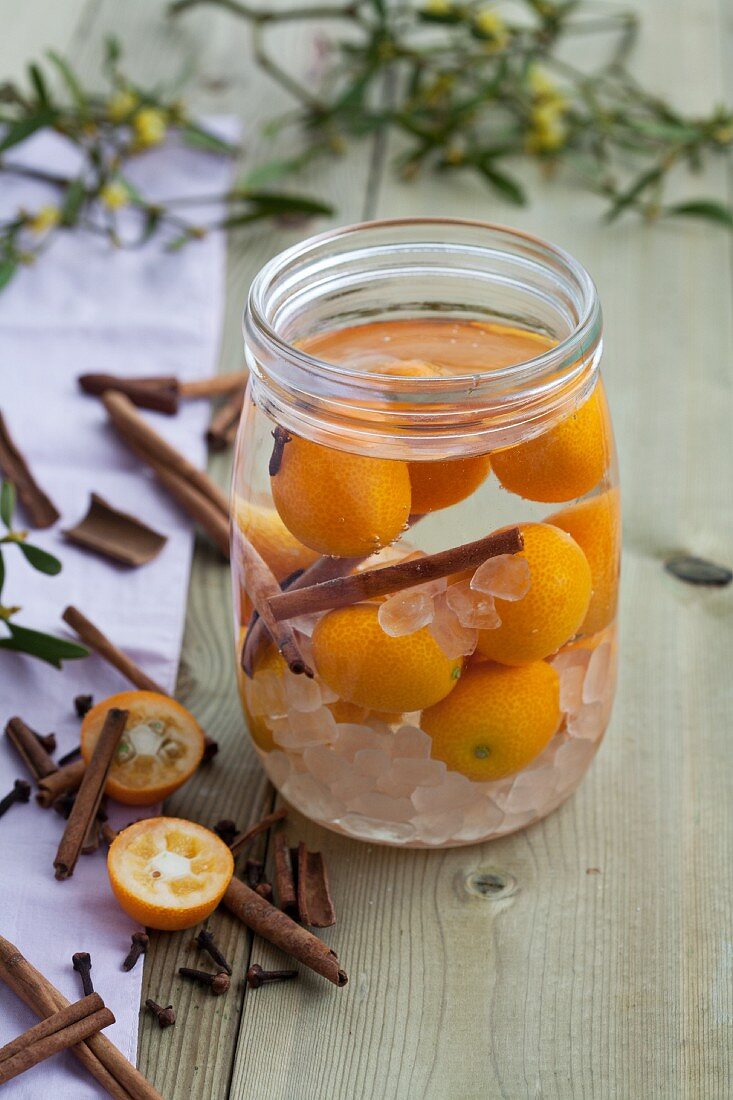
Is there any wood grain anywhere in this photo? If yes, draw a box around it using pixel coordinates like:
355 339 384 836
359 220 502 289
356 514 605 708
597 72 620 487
0 1 730 1097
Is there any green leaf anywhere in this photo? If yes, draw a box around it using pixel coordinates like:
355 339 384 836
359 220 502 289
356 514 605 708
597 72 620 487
104 36 121 70
138 207 161 244
476 162 527 206
245 191 333 216
240 157 306 190
0 259 18 292
0 112 54 154
164 232 194 252
47 50 86 110
180 123 237 155
0 482 15 527
60 178 86 226
0 553 4 601
604 166 663 223
0 621 88 668
28 63 51 108
16 541 62 575
117 173 145 204
663 200 733 228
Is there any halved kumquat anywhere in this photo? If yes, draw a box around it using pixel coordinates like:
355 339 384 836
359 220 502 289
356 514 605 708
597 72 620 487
107 817 234 931
81 691 204 806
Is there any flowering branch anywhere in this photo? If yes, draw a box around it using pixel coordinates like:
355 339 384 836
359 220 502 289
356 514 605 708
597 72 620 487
171 0 733 226
0 38 332 290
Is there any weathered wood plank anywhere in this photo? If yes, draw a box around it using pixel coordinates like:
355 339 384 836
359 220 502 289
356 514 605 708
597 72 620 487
230 1 733 1098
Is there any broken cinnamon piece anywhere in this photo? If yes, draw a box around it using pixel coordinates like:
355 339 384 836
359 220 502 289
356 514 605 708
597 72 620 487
103 391 229 517
221 878 347 987
62 605 166 694
179 371 248 399
36 759 85 808
0 936 164 1100
63 492 167 567
54 709 128 880
269 525 524 621
0 994 115 1086
206 387 245 452
235 533 313 677
272 832 298 918
229 808 287 858
0 411 59 528
5 717 58 782
78 372 180 415
296 842 336 928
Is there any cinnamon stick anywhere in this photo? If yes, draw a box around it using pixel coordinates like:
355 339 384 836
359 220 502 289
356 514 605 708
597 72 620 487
0 936 164 1100
273 831 298 917
222 878 347 987
179 371 248 399
296 842 336 928
206 387 245 451
0 991 104 1064
269 525 524 621
0 998 114 1085
235 534 313 677
54 708 128 880
5 717 58 781
62 605 166 694
241 555 359 677
229 808 287 858
79 373 180 415
126 440 230 556
103 391 229 517
0 410 60 528
36 758 85 808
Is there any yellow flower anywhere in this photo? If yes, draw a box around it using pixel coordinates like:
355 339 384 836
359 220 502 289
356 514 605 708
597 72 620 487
713 124 733 145
99 180 129 210
423 0 453 15
474 8 509 48
28 205 60 234
527 66 566 108
527 102 568 152
107 88 139 123
132 107 167 149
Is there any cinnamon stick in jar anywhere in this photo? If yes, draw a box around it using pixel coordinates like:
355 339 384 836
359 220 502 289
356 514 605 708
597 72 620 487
222 878 347 987
5 717 58 782
268 525 524 621
54 709 128 880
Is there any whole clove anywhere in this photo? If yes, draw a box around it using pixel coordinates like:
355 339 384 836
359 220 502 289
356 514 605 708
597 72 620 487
74 695 94 719
122 933 149 972
202 735 219 763
178 968 230 996
194 928 232 976
57 746 83 768
244 859 263 889
145 1000 176 1029
0 780 31 819
33 730 57 754
72 953 93 997
246 964 298 990
213 819 237 845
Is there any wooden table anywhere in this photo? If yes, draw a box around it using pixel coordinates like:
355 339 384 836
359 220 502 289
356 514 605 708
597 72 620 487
3 2 732 1096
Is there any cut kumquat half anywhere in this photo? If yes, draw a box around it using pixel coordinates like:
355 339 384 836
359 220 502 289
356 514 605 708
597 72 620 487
81 691 204 806
107 817 234 931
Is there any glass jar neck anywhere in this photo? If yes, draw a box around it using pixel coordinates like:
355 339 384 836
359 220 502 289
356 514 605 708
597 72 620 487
244 218 602 459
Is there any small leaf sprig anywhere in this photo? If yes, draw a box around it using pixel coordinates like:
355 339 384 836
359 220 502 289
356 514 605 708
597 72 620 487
0 482 88 667
170 0 733 226
0 38 333 290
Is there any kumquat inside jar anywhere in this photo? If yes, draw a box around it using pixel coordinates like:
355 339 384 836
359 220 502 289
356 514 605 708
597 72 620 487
232 218 620 849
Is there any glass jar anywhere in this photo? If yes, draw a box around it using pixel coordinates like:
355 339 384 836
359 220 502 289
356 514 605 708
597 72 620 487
232 218 619 848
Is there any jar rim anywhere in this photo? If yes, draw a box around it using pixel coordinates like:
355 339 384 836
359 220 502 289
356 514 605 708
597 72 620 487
243 217 603 457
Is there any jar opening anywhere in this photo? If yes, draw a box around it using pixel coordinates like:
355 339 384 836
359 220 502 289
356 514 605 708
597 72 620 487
244 218 602 458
